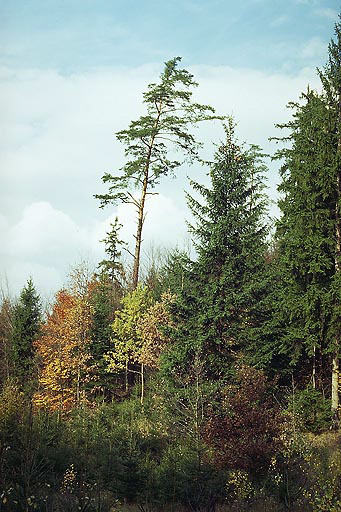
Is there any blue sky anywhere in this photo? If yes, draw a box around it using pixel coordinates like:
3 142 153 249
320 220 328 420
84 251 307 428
0 0 337 72
0 0 339 298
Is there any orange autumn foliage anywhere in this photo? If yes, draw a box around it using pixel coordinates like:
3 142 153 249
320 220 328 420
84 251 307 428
33 290 93 415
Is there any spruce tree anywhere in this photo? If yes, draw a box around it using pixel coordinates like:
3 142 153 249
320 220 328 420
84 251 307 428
98 217 126 288
11 278 41 385
273 18 341 422
320 17 341 424
158 248 191 297
163 120 270 385
89 272 123 397
89 218 126 396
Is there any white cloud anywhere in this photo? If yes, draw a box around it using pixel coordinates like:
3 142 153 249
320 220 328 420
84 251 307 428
5 202 86 257
0 201 95 296
0 62 322 296
0 194 190 296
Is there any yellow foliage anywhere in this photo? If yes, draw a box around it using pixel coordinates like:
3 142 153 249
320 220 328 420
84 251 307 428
33 290 93 415
139 292 175 368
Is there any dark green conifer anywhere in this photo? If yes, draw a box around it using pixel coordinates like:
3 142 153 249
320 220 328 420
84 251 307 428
273 18 341 419
11 278 41 385
163 119 270 384
98 217 126 288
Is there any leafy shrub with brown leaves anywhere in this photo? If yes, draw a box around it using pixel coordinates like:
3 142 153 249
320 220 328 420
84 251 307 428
204 366 284 473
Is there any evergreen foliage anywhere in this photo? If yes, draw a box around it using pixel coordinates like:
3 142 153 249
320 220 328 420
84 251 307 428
159 248 192 296
95 56 223 289
273 19 341 416
274 91 335 360
11 278 41 385
97 217 126 287
88 272 123 396
163 119 270 384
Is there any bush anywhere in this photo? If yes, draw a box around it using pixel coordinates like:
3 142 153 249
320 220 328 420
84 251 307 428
204 367 284 474
288 386 331 433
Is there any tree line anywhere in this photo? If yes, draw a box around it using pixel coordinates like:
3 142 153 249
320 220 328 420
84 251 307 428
0 17 340 512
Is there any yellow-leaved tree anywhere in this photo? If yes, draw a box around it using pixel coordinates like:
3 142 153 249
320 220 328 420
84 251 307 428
105 285 153 403
34 290 93 416
139 292 175 369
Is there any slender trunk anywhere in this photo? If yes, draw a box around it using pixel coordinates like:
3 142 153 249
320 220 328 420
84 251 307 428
141 363 144 405
76 364 80 406
131 102 163 290
332 354 339 423
312 344 316 389
132 171 148 290
292 373 296 436
331 88 341 425
331 166 340 422
125 358 128 393
58 342 63 421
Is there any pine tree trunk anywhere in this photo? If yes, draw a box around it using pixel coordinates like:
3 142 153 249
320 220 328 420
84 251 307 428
132 171 148 290
131 102 162 290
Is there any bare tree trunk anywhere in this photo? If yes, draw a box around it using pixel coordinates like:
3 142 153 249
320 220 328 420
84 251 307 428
76 365 80 406
312 344 316 389
331 89 341 426
331 167 340 424
332 353 339 425
131 102 162 290
132 172 148 290
125 358 128 393
141 363 144 405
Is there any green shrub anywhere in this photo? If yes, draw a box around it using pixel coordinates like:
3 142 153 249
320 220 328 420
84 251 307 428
289 386 331 433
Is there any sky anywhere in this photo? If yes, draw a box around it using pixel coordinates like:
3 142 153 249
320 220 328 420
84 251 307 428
0 0 339 300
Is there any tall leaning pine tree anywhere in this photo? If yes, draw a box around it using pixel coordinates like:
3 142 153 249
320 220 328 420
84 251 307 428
274 17 340 425
95 57 223 290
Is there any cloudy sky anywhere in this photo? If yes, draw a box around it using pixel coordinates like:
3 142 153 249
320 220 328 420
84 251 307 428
0 0 339 299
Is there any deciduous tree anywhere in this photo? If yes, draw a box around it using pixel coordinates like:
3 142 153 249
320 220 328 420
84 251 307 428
34 290 93 415
105 285 153 402
0 296 13 383
204 366 283 473
139 292 175 369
